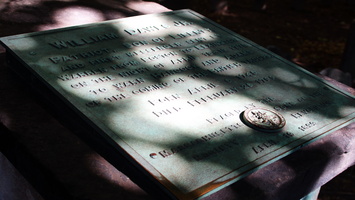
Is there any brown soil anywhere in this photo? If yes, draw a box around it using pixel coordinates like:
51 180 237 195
187 0 355 74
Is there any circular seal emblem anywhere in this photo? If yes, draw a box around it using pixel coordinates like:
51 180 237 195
242 107 286 132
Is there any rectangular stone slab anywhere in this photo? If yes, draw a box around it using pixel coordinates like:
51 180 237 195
1 9 355 200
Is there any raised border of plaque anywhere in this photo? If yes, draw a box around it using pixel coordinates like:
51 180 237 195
1 9 355 200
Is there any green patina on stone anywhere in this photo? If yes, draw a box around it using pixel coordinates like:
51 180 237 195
1 9 355 200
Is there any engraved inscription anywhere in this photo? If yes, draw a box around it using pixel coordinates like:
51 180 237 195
252 140 279 154
148 94 181 106
140 51 178 63
150 65 197 79
3 10 354 200
206 109 243 124
186 87 240 107
298 122 316 131
209 62 241 73
118 68 149 77
58 68 108 81
104 93 130 102
187 83 218 95
48 33 120 49
124 25 161 35
192 138 240 161
290 101 333 119
152 107 182 117
112 78 145 90
132 83 170 94
61 63 85 72
91 75 115 83
169 28 211 39
158 122 242 159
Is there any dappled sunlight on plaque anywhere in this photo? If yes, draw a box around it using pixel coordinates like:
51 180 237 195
1 10 354 199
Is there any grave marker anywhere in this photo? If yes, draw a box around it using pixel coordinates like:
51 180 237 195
1 10 354 199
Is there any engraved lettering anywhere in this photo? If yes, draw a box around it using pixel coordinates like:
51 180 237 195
123 40 149 48
124 26 160 35
151 65 197 79
118 68 149 77
58 68 108 81
91 75 115 83
152 37 165 43
282 132 294 138
110 60 139 70
71 81 89 89
259 97 275 104
239 83 254 90
194 44 209 50
140 51 178 63
173 20 193 26
112 78 145 90
224 50 252 60
244 103 256 109
241 54 272 64
148 94 180 106
298 122 316 131
192 138 240 161
187 87 239 106
236 71 257 80
274 102 294 111
152 107 182 117
254 76 276 84
170 55 195 65
202 52 213 57
74 48 111 59
202 59 220 66
209 62 241 73
229 43 248 50
48 33 120 49
290 101 333 119
188 72 208 79
104 93 129 102
180 48 194 53
203 38 239 49
252 140 278 154
187 83 218 95
89 57 113 65
169 28 210 39
158 123 241 159
185 37 207 44
61 64 85 71
89 88 107 95
132 83 170 94
206 109 242 124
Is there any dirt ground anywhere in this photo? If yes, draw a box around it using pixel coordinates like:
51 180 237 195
186 0 355 74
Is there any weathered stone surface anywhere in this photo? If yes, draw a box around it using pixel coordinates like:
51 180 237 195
0 3 354 200
2 10 355 199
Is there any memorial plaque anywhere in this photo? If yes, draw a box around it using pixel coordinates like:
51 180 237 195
1 10 355 199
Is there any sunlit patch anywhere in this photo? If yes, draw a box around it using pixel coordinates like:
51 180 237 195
37 6 105 30
126 1 171 14
56 73 115 102
7 37 38 52
269 66 319 89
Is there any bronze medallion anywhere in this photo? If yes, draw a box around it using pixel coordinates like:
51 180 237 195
243 107 286 132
